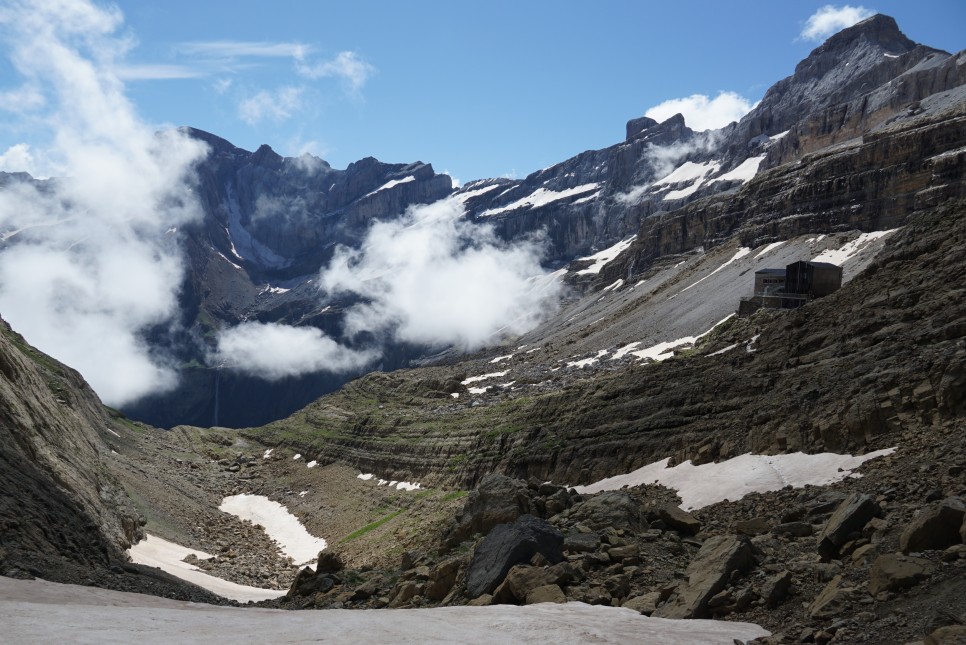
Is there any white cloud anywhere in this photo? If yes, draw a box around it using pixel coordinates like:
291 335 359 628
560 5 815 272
178 40 311 60
644 91 755 132
212 322 374 380
115 64 205 80
800 5 875 42
0 0 209 406
0 143 35 173
320 197 561 351
0 84 45 113
238 86 304 125
296 51 374 95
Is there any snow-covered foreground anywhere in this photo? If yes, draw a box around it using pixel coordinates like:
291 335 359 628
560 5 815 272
127 534 286 602
574 449 895 510
219 494 328 565
0 576 769 645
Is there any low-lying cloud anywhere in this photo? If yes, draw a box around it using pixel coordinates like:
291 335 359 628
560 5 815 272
800 5 874 42
644 91 755 132
614 131 722 204
211 322 375 380
0 0 208 406
320 197 562 351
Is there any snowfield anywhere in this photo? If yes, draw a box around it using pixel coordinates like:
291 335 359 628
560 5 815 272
127 534 286 602
218 494 328 565
0 576 770 644
574 449 896 510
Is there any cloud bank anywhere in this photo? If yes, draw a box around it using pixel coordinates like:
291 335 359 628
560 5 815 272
320 197 561 351
644 91 755 132
800 5 874 42
0 0 208 406
211 322 375 380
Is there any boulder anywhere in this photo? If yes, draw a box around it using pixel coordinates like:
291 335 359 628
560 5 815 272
652 535 756 619
760 570 793 606
808 575 854 619
900 497 966 553
287 566 337 598
564 491 645 532
315 551 344 574
449 474 532 543
564 531 600 553
772 522 814 538
525 584 567 604
622 592 663 616
657 505 702 535
503 562 577 603
924 625 966 644
816 493 880 560
465 515 564 598
424 558 462 601
868 553 935 596
735 517 770 536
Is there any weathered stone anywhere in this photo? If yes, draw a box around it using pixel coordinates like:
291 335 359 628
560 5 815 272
315 551 344 574
772 522 813 538
622 592 662 616
806 491 849 517
424 558 461 601
606 544 638 561
449 474 532 543
808 575 853 619
868 553 935 596
657 505 702 535
465 515 564 598
760 570 793 606
503 562 577 602
816 493 880 560
736 517 771 536
287 566 338 598
525 584 567 604
924 625 966 644
565 491 645 532
652 535 756 619
900 497 966 553
564 531 600 553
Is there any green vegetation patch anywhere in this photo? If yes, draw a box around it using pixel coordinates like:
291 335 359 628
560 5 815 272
340 509 404 544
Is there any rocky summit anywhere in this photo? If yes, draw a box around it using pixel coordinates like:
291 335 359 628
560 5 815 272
2 12 966 645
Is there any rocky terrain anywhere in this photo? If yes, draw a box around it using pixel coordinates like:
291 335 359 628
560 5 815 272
1 12 965 645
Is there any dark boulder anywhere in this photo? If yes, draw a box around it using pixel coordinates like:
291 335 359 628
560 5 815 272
465 515 564 598
900 497 966 553
448 474 532 544
816 493 880 560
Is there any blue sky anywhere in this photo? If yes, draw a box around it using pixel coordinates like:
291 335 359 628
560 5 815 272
2 1 964 183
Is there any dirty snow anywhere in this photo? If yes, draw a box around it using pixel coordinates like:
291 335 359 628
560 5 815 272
653 161 720 187
454 183 501 203
106 428 120 438
479 183 600 217
218 494 327 565
574 448 896 511
575 236 637 275
612 315 735 363
676 247 751 295
568 349 609 368
490 354 514 364
262 449 273 459
603 279 624 292
707 343 739 356
364 176 415 198
710 155 765 184
127 534 286 602
468 386 490 394
812 229 899 265
293 454 302 461
357 473 374 481
0 577 769 644
754 241 785 258
450 392 460 399
461 370 509 385
306 460 317 468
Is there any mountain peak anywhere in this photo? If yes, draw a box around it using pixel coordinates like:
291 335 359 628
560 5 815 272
818 13 916 54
